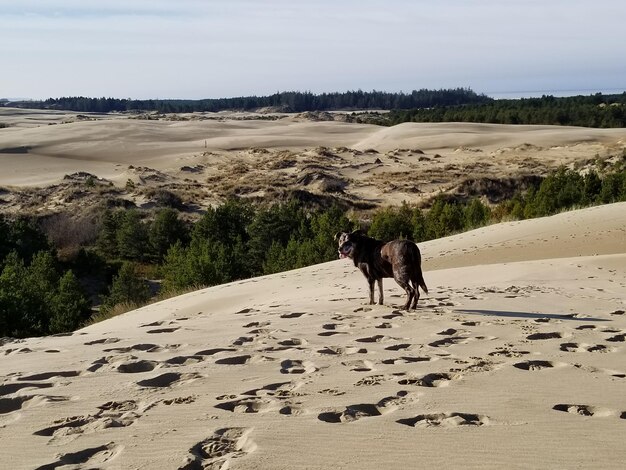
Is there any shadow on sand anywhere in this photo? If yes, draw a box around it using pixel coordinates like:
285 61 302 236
455 309 610 322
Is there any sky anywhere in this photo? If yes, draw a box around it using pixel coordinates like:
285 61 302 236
1 0 625 100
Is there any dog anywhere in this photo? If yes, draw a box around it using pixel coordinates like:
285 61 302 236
336 230 428 310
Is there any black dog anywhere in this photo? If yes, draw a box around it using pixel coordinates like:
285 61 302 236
336 230 428 310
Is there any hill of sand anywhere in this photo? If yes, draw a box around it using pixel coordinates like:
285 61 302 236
1 203 625 469
1 108 625 213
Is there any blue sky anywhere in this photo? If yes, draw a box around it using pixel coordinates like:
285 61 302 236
1 0 625 99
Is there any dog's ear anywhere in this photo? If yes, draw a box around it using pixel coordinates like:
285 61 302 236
351 229 365 237
334 232 346 241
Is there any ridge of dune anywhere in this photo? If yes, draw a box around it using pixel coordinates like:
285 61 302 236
353 121 626 152
1 203 625 469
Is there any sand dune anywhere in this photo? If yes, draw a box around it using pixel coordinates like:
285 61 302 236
1 203 625 469
1 109 625 196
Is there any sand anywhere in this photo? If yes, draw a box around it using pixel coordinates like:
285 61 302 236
1 108 626 213
1 202 625 469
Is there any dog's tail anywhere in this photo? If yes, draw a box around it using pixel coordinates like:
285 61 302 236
418 274 428 294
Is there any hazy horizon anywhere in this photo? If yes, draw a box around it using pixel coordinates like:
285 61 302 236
2 1 625 100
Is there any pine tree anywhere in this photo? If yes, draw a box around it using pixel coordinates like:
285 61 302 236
50 271 90 334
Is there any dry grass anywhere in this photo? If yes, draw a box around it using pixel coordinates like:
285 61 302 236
85 284 205 326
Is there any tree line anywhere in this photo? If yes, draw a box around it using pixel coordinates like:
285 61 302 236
5 88 490 113
388 93 626 128
1 161 624 338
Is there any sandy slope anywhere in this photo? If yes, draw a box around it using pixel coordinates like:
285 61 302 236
1 203 625 469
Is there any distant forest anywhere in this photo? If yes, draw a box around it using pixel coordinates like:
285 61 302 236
4 88 490 113
4 90 625 128
389 93 626 128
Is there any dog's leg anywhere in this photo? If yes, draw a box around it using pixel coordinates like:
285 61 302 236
377 279 384 305
394 275 414 310
411 280 420 309
368 278 376 305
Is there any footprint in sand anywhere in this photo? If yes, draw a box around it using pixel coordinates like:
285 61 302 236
552 404 613 417
317 346 367 356
215 354 273 365
428 336 469 347
231 336 255 346
164 355 205 366
318 391 414 423
116 360 159 373
382 311 404 320
179 427 256 470
215 355 253 365
278 338 308 347
84 338 121 345
437 328 458 335
488 348 530 358
575 325 596 330
526 332 563 340
513 360 559 371
318 331 349 337
560 343 612 353
146 327 180 334
195 347 236 356
34 400 149 444
318 389 346 396
382 356 431 365
235 307 259 314
104 343 167 353
242 321 270 328
162 396 197 405
375 322 397 329
606 333 625 343
280 359 317 374
17 371 80 381
385 343 412 351
34 442 122 470
356 335 391 343
0 382 55 399
136 372 202 388
280 312 307 319
242 381 300 398
354 374 402 387
341 359 375 372
1 395 66 415
215 397 277 414
397 412 489 427
399 372 459 388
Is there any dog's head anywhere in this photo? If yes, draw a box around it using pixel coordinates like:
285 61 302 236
334 230 364 259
